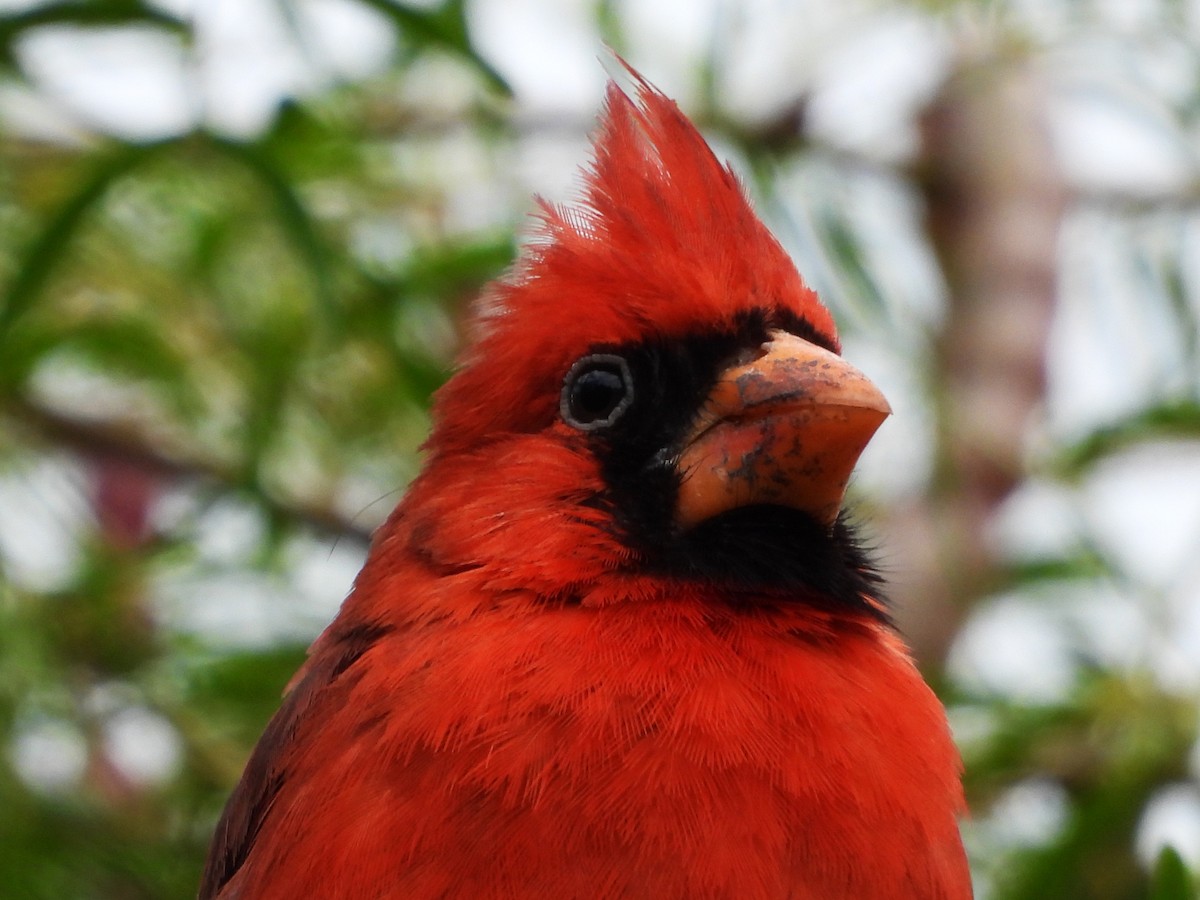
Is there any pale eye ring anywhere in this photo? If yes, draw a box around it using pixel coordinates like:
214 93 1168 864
560 354 634 431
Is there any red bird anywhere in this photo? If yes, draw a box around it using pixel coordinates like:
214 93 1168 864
201 72 970 900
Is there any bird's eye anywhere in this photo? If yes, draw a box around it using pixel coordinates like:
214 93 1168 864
561 354 634 431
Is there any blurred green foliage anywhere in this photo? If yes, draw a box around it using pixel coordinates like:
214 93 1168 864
0 4 516 897
0 1 1198 898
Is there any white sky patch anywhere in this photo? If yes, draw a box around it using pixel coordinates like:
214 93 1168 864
1160 577 1200 692
102 705 184 786
0 81 91 144
1137 783 1200 870
990 478 1082 562
718 0 864 123
194 0 315 136
0 0 60 12
298 0 397 81
510 129 595 211
1082 443 1200 591
1060 581 1153 672
948 593 1077 703
1005 0 1075 38
1047 208 1192 442
1049 87 1194 197
0 458 88 593
156 570 309 646
8 0 398 140
469 0 607 115
152 504 360 647
397 54 486 116
986 777 1072 848
613 0 720 110
10 717 88 794
285 534 366 613
188 497 267 567
16 25 196 140
806 11 950 162
1094 0 1177 34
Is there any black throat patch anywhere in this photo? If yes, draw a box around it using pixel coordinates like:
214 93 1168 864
569 308 888 621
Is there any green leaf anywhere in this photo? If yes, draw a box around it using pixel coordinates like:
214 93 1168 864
1150 846 1194 900
59 319 190 382
206 135 339 328
1054 400 1200 478
354 0 511 94
1004 550 1114 587
0 142 168 344
399 235 514 297
184 644 309 735
0 1 187 69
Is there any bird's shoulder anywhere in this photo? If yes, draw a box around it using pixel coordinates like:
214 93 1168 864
197 615 394 899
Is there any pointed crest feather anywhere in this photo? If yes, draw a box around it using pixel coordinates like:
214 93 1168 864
430 68 835 454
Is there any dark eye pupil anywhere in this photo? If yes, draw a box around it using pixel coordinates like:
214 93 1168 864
561 354 633 431
573 370 623 419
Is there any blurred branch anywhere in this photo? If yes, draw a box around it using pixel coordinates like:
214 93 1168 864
887 51 1068 669
3 396 374 547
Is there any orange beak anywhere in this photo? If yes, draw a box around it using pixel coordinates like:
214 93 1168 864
675 330 891 529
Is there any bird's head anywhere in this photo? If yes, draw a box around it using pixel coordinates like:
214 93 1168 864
402 73 890 616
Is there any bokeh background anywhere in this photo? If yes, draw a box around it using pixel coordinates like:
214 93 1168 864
1 0 1198 897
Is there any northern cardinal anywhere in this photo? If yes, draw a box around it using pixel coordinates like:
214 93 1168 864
201 71 970 900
